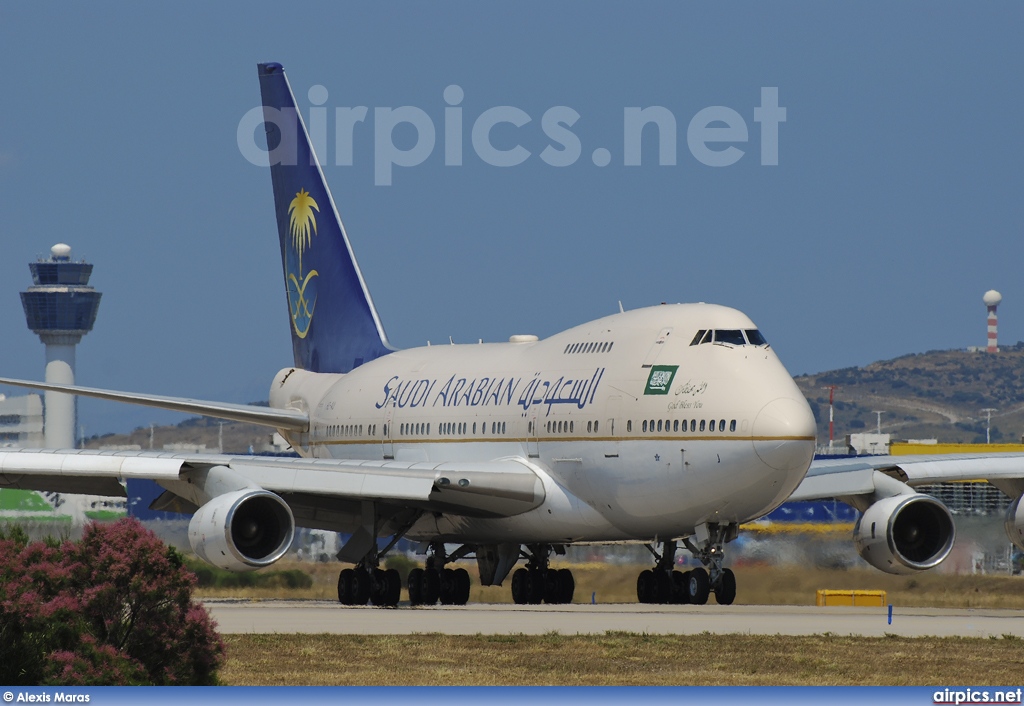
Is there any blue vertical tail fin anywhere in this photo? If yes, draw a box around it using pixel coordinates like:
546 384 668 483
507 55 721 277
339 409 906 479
257 62 392 373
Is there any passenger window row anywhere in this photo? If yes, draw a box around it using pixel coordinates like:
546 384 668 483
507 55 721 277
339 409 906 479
640 418 738 433
396 421 508 437
527 419 601 435
318 416 738 442
319 423 376 439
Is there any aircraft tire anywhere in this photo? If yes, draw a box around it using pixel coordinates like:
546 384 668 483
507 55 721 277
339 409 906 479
527 569 545 604
453 568 471 605
688 567 710 605
337 568 355 605
368 568 385 606
636 569 655 604
542 569 560 604
421 568 440 605
384 569 402 607
653 569 672 604
511 568 529 604
556 568 575 604
407 568 424 606
351 568 371 605
714 568 736 606
671 570 689 604
439 568 457 605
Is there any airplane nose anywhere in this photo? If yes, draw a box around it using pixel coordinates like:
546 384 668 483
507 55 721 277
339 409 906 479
752 397 817 473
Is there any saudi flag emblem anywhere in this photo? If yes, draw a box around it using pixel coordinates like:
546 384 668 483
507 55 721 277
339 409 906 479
644 365 678 395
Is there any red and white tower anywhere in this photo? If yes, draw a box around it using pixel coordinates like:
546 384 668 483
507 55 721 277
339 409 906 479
983 289 1002 353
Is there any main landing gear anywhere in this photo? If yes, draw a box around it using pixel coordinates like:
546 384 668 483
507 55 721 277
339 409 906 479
336 506 419 608
636 540 689 604
510 543 575 605
338 565 401 607
636 524 738 606
408 542 472 606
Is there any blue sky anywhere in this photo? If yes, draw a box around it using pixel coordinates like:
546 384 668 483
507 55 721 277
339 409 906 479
2 3 1023 435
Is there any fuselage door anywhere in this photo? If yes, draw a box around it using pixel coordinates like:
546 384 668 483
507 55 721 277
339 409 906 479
383 405 395 459
605 395 621 458
527 406 540 458
641 327 673 368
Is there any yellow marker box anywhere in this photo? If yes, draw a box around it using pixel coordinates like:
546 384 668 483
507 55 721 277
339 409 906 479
816 589 887 607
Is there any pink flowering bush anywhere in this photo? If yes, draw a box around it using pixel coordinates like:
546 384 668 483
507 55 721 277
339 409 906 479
0 519 224 685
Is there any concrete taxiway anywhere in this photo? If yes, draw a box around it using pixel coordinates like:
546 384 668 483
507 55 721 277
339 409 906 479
204 600 1024 638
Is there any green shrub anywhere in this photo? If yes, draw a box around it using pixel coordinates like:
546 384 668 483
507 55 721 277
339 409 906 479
184 556 313 590
385 554 419 582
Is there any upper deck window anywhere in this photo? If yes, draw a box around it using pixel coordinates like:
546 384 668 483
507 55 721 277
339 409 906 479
565 341 614 354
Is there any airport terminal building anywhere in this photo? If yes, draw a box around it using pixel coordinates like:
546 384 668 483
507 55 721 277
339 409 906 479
0 393 44 447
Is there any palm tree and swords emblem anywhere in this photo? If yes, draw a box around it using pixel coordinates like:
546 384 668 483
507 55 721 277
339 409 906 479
287 188 319 338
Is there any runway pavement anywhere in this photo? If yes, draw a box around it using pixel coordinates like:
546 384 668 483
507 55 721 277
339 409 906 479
204 600 1024 638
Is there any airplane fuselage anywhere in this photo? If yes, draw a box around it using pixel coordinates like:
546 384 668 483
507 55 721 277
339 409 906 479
271 303 817 545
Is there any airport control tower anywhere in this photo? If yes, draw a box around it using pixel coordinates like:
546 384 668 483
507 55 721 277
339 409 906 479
20 244 102 448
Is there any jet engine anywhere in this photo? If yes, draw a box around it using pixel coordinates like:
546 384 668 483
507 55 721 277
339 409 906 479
853 493 955 575
188 488 295 571
1005 495 1024 551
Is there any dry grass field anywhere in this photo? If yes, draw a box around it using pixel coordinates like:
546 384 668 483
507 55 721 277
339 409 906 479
207 561 1024 686
219 633 1024 686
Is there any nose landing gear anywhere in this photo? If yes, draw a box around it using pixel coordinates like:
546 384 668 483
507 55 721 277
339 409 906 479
682 522 738 606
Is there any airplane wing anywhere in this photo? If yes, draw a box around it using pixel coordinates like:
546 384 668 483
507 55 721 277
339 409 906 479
784 452 1024 575
0 448 546 521
0 376 309 431
0 375 549 571
790 452 1024 502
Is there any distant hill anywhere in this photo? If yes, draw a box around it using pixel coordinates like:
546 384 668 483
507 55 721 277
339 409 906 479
83 413 277 454
796 344 1024 445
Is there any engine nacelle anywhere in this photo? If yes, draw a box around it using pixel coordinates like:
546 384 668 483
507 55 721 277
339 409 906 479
188 488 295 571
1005 495 1024 551
853 493 955 575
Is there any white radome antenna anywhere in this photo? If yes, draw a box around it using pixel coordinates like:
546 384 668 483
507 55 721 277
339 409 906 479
984 290 1002 353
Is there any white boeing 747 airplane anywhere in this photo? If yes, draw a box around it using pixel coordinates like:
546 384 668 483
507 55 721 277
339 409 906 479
3 63 1023 608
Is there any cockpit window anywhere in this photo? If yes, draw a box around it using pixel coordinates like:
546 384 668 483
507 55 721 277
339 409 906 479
745 329 768 346
714 329 746 346
693 329 769 347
